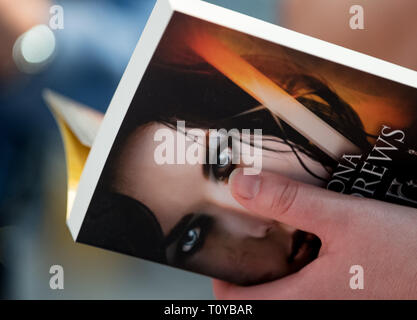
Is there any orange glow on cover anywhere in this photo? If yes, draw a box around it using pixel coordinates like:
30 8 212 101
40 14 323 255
187 30 360 158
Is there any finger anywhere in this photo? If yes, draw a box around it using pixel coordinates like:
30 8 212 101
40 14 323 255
228 168 356 240
212 264 321 300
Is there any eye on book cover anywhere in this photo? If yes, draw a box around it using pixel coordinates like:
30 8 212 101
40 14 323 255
50 0 417 286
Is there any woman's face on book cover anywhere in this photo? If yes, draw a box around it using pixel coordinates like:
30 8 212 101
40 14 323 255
113 123 323 285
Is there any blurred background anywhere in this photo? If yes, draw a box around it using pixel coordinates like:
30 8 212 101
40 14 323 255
0 0 416 299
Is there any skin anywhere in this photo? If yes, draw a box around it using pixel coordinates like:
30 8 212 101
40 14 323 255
214 169 417 299
280 0 417 71
0 0 50 76
112 122 325 285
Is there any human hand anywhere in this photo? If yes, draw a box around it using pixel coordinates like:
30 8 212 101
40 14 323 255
281 0 417 71
213 168 417 299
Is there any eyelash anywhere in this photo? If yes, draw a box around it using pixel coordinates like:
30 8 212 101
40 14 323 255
177 215 213 258
210 137 236 182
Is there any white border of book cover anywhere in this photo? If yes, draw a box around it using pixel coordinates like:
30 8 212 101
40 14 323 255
67 0 417 285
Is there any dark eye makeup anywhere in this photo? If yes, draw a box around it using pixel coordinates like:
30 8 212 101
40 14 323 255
177 215 213 257
165 214 214 264
204 134 237 182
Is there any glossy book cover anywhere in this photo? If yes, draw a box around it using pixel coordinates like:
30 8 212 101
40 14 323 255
52 0 417 285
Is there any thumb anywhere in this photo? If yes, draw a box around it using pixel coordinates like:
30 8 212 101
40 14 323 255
229 168 353 241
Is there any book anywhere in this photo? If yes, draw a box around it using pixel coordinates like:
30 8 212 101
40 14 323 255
47 0 417 286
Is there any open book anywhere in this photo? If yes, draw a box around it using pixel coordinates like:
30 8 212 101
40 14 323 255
47 0 417 286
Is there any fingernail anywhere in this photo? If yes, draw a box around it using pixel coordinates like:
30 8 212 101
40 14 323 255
229 168 261 199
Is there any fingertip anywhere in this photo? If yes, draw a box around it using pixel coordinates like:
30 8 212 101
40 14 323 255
228 167 242 187
229 168 261 200
212 279 233 300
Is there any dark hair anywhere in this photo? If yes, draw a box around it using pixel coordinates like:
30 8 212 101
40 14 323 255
77 192 167 264
79 55 371 262
112 55 370 179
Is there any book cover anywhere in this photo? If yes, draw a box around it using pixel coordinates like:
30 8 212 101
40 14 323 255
49 0 417 285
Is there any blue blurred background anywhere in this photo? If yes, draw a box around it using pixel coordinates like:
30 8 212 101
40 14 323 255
0 0 280 299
